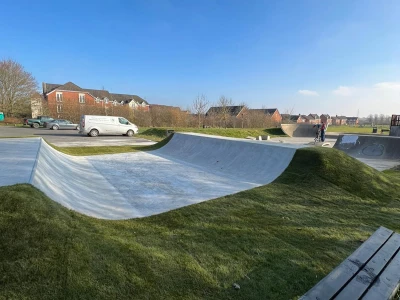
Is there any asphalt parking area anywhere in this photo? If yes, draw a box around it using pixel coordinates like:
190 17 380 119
0 126 155 147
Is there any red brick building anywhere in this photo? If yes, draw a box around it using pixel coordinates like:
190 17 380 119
42 82 149 119
248 108 282 124
320 114 332 125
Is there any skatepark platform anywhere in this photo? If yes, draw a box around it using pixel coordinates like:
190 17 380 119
333 134 400 171
0 134 304 219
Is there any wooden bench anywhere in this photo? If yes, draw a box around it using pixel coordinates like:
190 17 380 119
301 226 400 300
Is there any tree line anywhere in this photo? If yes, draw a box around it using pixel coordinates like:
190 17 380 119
0 58 394 128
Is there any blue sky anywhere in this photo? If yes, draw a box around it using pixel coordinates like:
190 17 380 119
1 0 399 116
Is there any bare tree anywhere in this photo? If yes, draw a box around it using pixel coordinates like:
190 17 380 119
367 114 373 125
0 59 37 117
192 94 209 128
217 95 234 128
373 114 379 126
237 102 249 128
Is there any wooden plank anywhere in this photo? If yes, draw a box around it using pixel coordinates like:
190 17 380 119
300 227 393 300
335 232 400 300
362 249 400 300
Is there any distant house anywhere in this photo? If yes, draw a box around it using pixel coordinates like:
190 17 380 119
30 92 44 118
287 114 307 123
41 82 148 118
346 117 359 126
307 114 320 124
206 106 246 118
248 108 282 124
332 115 347 125
320 114 332 125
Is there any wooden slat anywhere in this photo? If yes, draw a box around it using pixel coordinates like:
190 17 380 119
335 233 400 300
362 249 400 300
300 227 393 300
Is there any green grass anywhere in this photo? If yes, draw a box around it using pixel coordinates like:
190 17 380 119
137 127 285 141
329 125 390 134
1 147 400 299
51 134 173 156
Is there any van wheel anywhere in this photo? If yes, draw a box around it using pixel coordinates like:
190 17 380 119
89 129 99 137
127 130 134 137
33 123 39 128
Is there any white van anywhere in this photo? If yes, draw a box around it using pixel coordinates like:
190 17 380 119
79 115 139 137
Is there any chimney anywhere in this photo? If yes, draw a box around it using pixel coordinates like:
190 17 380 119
42 82 46 95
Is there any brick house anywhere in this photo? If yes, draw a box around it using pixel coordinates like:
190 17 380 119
307 114 320 124
332 115 347 125
346 117 359 126
41 82 149 118
281 114 307 123
320 114 332 125
248 108 282 124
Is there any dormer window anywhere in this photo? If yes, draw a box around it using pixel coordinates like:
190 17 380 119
95 97 100 103
79 93 85 103
56 92 63 102
104 97 109 104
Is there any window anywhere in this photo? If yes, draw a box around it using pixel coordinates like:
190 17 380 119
57 105 63 113
118 117 129 125
79 93 85 103
95 97 100 103
104 97 109 104
56 92 63 102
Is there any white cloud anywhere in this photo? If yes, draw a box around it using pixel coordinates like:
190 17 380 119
333 86 353 96
298 90 319 96
373 82 400 91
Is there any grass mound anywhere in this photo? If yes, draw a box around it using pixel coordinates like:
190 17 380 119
51 133 174 156
138 127 286 141
0 148 399 299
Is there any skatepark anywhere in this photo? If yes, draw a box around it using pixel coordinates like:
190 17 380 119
1 128 400 299
0 131 399 219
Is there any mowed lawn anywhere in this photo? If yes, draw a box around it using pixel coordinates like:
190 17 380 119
328 125 390 134
1 145 400 299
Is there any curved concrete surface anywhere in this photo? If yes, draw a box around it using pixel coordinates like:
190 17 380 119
334 134 400 170
0 134 304 219
281 123 319 138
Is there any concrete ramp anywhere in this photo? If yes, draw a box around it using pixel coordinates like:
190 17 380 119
333 134 400 170
281 123 319 138
0 134 303 219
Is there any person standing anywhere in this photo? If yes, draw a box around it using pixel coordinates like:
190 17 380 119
320 121 327 142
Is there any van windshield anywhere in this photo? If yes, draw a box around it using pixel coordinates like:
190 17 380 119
118 117 129 125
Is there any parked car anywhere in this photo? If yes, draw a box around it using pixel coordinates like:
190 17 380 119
79 115 139 137
46 119 79 130
24 116 54 128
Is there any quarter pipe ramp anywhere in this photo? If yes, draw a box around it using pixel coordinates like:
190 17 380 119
281 124 319 138
0 134 304 219
333 134 400 170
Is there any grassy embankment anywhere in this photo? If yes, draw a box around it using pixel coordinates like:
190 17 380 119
53 127 285 156
1 144 400 299
136 127 285 141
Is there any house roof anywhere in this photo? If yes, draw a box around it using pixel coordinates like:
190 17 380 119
111 94 148 105
42 82 148 104
347 117 358 120
288 114 302 121
321 114 331 118
206 106 244 117
84 89 111 100
308 113 319 119
249 108 279 115
333 115 347 119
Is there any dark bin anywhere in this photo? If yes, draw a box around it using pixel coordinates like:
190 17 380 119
372 127 378 133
